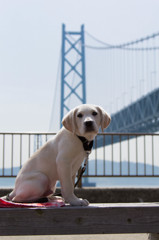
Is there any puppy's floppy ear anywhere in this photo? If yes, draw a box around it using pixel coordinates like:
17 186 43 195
96 106 111 132
62 108 77 133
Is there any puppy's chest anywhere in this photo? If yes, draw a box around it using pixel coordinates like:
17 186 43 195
72 151 86 175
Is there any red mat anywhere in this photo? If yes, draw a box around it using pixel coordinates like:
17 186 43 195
0 197 65 208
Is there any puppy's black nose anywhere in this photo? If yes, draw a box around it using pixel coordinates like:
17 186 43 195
85 121 93 127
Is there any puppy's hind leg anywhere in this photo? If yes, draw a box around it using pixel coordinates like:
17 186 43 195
12 183 41 202
11 172 51 202
12 178 49 203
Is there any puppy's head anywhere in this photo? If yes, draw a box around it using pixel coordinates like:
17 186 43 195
62 104 111 141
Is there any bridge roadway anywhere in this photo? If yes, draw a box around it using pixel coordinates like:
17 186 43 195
108 88 159 133
96 88 159 147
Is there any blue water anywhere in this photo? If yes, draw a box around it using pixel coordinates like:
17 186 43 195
0 178 16 188
0 177 159 188
84 177 159 187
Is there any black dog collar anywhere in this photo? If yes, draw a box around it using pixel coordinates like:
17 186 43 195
77 136 94 152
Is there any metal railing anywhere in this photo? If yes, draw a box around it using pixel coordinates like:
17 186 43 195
85 133 159 178
0 132 159 178
0 132 56 177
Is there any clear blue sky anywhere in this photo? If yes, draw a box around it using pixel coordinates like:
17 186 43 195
0 0 159 132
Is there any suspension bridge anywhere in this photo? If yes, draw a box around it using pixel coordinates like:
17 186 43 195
2 25 159 181
49 25 159 136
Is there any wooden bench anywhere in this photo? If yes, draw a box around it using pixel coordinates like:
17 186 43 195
0 203 159 239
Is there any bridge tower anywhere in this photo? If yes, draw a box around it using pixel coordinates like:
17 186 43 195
60 24 86 127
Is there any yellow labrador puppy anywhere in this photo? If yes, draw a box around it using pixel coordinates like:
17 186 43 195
9 104 111 206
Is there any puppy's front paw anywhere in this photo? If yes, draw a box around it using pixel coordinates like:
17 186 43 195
69 198 89 206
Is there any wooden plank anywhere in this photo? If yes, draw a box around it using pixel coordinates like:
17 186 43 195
0 203 159 236
149 233 159 240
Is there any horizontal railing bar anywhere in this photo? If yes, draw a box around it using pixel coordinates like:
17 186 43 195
1 175 159 178
82 175 159 178
0 132 57 135
0 132 159 136
97 132 159 136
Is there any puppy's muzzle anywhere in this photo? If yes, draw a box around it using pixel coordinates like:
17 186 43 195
84 120 94 132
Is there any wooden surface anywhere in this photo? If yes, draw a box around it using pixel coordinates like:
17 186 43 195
0 203 159 236
149 234 159 240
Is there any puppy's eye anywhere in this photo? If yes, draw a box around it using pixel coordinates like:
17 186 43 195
92 111 98 116
77 113 83 118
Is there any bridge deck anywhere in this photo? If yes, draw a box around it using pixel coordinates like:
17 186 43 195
107 88 159 133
